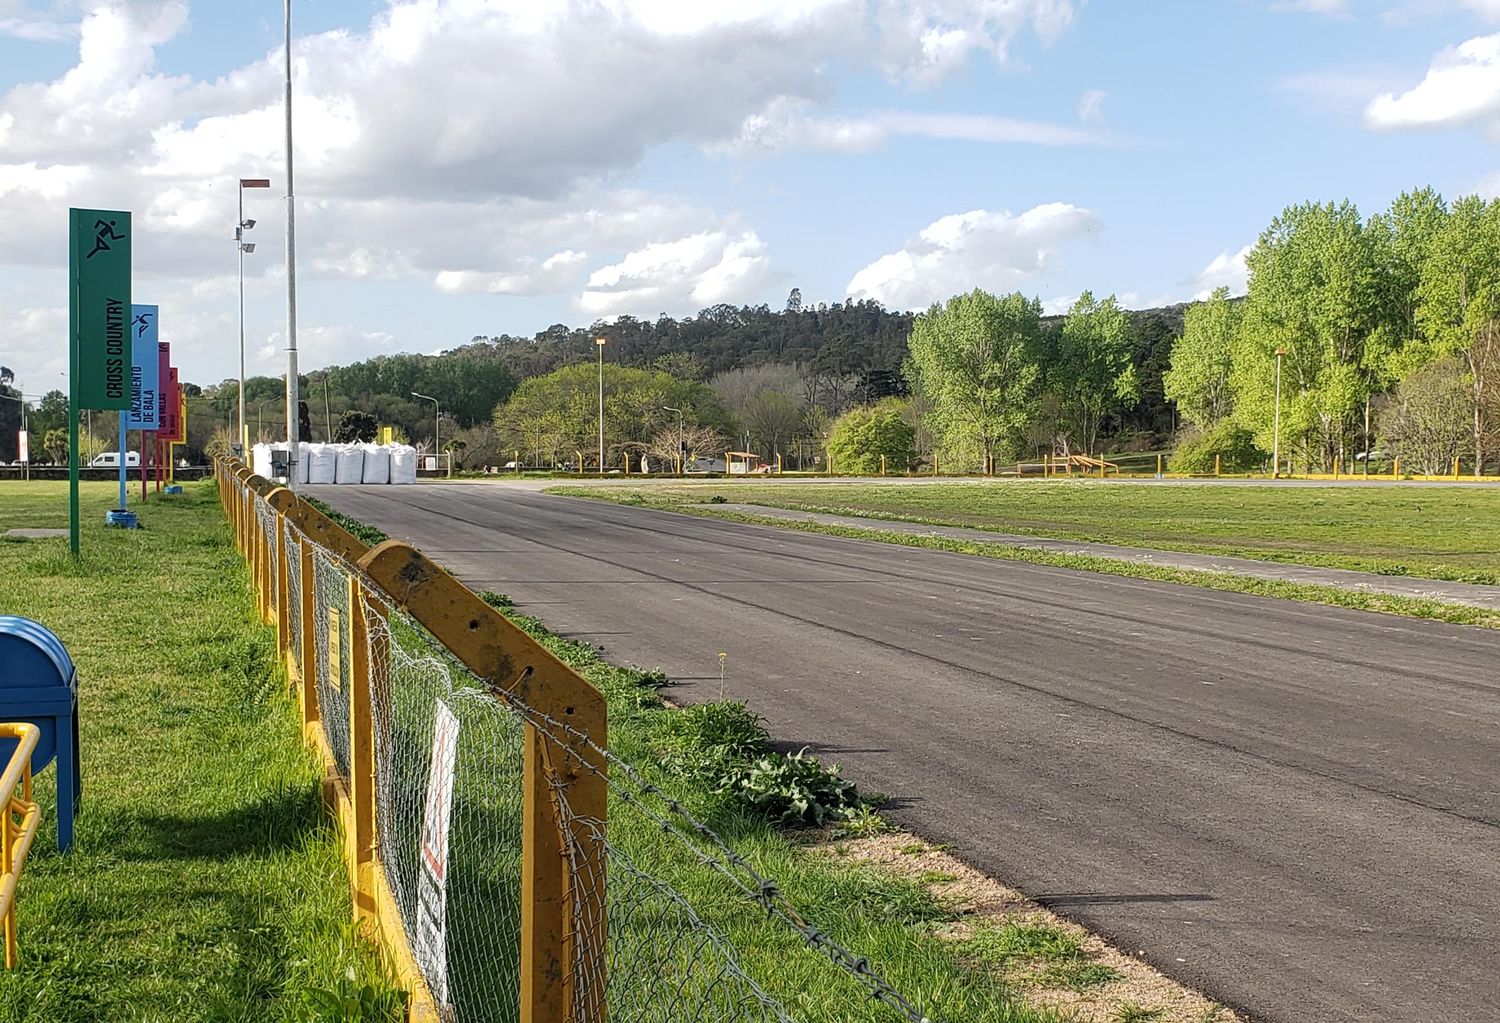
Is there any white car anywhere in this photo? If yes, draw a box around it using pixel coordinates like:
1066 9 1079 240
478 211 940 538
89 452 141 468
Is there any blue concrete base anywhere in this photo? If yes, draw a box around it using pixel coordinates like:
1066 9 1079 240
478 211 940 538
164 484 183 495
104 509 138 529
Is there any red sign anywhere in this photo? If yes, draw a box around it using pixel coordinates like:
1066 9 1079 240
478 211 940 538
160 367 182 442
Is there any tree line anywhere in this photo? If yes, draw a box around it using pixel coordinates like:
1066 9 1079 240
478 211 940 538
1165 189 1499 474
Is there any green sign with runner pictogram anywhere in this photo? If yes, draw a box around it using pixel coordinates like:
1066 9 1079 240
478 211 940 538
70 208 132 410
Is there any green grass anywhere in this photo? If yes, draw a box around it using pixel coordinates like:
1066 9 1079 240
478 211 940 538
550 485 1500 632
496 608 1070 1022
557 480 1500 585
0 481 393 1023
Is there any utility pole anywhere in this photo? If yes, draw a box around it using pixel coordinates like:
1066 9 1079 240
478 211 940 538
1272 347 1287 477
595 337 607 473
283 0 301 488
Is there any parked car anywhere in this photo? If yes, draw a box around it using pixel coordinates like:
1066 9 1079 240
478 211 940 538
89 452 141 468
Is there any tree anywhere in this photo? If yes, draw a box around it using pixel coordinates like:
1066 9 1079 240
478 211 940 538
43 428 68 463
785 288 802 314
335 410 378 443
1053 291 1139 454
827 399 916 474
1232 200 1394 470
1380 357 1475 474
1164 288 1241 429
1415 194 1500 470
493 363 730 468
906 289 1041 472
646 424 726 471
738 390 804 458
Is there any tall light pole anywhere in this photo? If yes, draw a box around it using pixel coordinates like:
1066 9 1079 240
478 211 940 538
596 336 607 473
236 177 270 456
663 405 684 474
283 0 301 489
1272 347 1287 478
412 391 439 472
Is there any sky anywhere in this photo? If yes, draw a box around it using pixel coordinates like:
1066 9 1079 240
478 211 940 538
2 0 1500 392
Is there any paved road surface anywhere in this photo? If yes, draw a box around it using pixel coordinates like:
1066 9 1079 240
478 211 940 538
309 483 1500 1023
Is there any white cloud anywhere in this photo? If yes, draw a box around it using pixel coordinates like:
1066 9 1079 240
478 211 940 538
1077 88 1106 122
579 230 777 318
718 97 1108 154
1191 244 1253 300
1365 34 1500 129
0 0 1082 381
435 251 589 296
845 203 1099 310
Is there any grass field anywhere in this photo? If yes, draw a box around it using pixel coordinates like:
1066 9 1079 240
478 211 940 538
561 480 1500 585
0 482 392 1022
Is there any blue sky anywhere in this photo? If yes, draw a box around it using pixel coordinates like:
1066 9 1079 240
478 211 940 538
2 0 1498 390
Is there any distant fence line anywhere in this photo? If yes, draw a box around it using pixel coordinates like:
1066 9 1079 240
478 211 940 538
217 459 935 1023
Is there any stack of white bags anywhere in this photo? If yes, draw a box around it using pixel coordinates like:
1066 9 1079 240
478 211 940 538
251 442 419 485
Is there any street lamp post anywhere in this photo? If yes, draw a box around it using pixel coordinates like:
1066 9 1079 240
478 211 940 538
412 391 440 475
596 337 607 474
237 177 271 455
1272 347 1287 477
662 405 684 474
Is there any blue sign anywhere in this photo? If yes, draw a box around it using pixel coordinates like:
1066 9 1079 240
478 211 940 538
125 304 159 429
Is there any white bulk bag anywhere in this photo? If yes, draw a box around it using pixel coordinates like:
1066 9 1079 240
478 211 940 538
295 442 310 484
334 444 365 484
389 445 417 484
307 443 337 484
361 444 391 484
251 443 273 478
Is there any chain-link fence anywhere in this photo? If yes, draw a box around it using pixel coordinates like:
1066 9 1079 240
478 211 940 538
219 460 935 1023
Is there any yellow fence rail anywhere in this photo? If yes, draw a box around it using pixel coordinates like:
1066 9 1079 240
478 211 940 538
1 722 41 969
215 460 607 1023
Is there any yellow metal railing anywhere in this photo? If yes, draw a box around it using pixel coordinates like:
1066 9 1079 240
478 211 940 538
1 722 41 969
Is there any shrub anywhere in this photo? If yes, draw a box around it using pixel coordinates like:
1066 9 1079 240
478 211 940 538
1170 419 1263 473
655 701 767 776
721 749 862 827
828 399 917 475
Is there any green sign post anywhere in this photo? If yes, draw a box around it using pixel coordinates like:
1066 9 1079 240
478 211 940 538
69 208 132 555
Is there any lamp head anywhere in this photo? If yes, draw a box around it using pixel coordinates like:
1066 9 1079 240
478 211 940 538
240 218 256 230
240 242 256 254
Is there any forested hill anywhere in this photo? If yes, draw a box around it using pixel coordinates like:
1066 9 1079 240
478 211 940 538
208 296 1189 450
461 298 917 383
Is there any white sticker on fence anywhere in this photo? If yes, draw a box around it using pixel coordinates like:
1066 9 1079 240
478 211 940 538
415 697 460 1005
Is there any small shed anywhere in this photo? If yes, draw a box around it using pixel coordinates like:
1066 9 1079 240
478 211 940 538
725 451 761 475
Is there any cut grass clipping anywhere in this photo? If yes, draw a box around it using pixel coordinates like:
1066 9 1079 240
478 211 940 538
0 481 396 1023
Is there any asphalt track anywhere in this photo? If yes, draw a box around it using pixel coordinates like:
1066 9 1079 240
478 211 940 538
309 482 1500 1023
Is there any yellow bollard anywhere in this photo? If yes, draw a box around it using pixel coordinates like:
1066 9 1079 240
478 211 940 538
881 454 887 476
575 450 583 476
776 452 783 474
515 449 521 475
623 451 630 476
1453 456 1460 480
1098 454 1104 480
1215 454 1221 478
932 451 939 476
1394 457 1401 479
1333 457 1340 480
1156 452 1163 476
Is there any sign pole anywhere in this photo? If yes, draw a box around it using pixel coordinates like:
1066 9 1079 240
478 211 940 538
117 416 127 509
68 318 79 557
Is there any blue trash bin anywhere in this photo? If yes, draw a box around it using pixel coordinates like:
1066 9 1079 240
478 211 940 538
0 616 81 852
